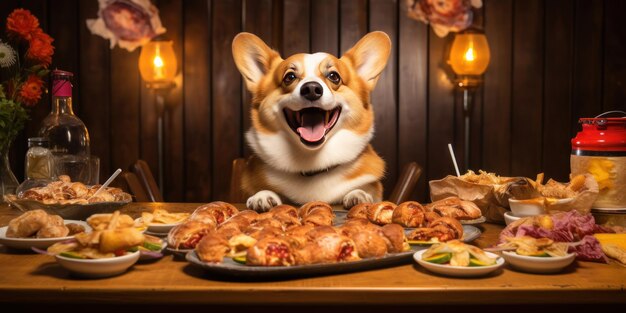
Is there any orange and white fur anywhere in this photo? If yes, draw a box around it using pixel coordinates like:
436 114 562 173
232 31 391 211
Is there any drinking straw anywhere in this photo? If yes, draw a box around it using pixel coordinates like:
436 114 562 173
447 143 461 177
89 168 122 200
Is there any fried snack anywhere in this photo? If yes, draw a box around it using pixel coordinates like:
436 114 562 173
141 209 189 225
6 209 50 238
167 220 215 249
195 232 230 263
66 223 86 235
392 201 427 227
498 236 569 257
367 201 396 225
87 213 135 230
99 227 145 253
347 203 371 219
247 237 296 266
601 244 626 266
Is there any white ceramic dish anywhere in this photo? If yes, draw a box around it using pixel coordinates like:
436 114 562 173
508 197 575 217
503 211 521 225
135 217 181 234
501 251 576 274
55 250 140 278
413 249 504 277
0 220 91 250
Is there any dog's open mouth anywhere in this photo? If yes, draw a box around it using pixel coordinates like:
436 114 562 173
283 107 341 147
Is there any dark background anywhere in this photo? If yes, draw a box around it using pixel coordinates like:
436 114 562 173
1 0 624 203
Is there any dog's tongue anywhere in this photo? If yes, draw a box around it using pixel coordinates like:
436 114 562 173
297 111 326 142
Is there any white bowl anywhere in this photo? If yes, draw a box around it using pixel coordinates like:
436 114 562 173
413 250 505 277
0 220 91 250
503 211 521 225
55 250 140 278
508 198 546 217
501 251 575 274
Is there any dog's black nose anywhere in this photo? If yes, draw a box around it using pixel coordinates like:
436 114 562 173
300 81 323 101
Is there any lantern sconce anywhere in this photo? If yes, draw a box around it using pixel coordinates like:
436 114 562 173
138 37 178 193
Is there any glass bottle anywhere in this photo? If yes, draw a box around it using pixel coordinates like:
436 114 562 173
39 69 91 183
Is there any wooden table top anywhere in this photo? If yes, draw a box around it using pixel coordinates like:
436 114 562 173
0 202 625 306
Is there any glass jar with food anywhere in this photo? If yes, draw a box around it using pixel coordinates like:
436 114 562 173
570 111 626 212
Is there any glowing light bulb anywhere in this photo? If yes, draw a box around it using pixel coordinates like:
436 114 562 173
153 55 164 68
464 47 475 62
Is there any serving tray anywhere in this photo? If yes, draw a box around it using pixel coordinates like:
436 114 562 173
185 225 481 278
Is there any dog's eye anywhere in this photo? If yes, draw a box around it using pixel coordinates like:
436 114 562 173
327 71 341 84
283 72 297 85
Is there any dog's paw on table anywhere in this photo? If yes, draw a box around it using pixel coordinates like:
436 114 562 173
343 189 374 210
246 190 282 212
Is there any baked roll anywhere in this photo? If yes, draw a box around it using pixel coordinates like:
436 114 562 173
311 233 360 263
380 224 410 253
226 210 259 226
196 231 230 263
347 203 371 219
407 217 464 242
246 237 296 266
351 231 388 258
367 201 397 225
299 201 333 218
301 211 334 226
216 221 244 239
392 201 426 228
339 218 380 237
272 210 302 229
167 220 215 249
6 210 49 238
426 197 482 220
270 205 299 218
191 202 239 225
36 225 69 238
248 225 284 240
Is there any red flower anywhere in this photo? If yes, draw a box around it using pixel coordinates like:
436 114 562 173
18 75 44 106
6 9 40 41
26 30 54 67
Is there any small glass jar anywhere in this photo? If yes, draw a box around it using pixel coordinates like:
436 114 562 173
16 138 54 196
25 137 54 180
570 112 626 209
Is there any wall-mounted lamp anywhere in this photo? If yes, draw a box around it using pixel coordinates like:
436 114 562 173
138 37 178 193
447 28 490 171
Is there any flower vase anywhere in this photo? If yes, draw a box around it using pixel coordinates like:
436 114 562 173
0 146 19 202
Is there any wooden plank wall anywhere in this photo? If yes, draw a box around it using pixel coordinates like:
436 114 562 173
2 0 624 203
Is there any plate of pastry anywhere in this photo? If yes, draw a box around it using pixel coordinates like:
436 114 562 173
0 210 91 250
4 175 132 220
413 240 504 277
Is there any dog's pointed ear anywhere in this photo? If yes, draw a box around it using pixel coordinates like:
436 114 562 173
341 31 391 90
232 32 281 92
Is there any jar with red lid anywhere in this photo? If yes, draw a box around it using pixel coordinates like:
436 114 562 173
570 111 626 210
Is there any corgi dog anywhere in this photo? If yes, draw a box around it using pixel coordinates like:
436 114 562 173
232 31 391 211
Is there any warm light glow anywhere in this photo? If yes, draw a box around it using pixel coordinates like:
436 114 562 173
448 31 490 76
139 40 177 87
153 55 164 68
464 46 475 62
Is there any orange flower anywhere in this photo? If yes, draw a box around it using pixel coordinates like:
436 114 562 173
18 75 44 106
6 9 40 41
26 30 54 67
